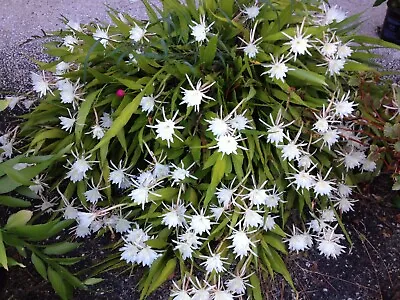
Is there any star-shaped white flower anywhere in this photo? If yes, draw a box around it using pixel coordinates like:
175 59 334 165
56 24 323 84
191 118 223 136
147 108 184 147
180 74 215 112
262 54 293 82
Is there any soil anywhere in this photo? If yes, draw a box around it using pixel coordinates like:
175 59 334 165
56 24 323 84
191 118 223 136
0 175 399 300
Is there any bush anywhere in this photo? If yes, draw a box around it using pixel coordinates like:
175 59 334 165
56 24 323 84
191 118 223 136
1 0 399 299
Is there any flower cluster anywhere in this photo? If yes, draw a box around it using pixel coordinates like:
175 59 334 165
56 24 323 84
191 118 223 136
0 0 391 299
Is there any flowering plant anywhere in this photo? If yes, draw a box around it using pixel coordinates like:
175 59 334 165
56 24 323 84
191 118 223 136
1 0 399 299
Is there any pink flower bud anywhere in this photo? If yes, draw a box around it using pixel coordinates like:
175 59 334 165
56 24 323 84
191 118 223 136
116 89 125 97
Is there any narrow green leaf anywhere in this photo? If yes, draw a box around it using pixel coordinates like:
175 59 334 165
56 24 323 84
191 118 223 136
43 242 81 256
249 274 263 300
48 266 69 300
75 90 101 143
147 258 177 294
204 154 227 206
0 195 31 208
0 232 8 270
31 253 47 280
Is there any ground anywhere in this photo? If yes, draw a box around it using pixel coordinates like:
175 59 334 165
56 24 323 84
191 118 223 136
1 1 400 299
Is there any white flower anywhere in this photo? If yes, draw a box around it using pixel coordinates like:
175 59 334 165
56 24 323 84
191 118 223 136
336 148 366 170
317 228 346 259
321 4 347 25
76 224 91 237
153 162 170 179
243 208 264 228
333 91 356 118
136 245 160 266
170 162 197 186
181 74 215 112
242 179 268 207
31 71 51 98
337 43 353 59
321 128 340 149
148 108 184 147
58 79 84 108
287 166 316 191
320 209 337 222
361 157 377 172
140 94 156 115
174 230 203 260
263 214 278 231
314 169 335 197
88 124 104 140
65 150 94 183
136 170 156 187
190 15 214 44
238 22 262 58
284 226 313 253
261 54 293 81
278 131 307 161
297 154 314 170
282 19 313 60
171 279 192 300
59 109 76 132
206 117 232 138
337 182 353 197
216 182 236 208
67 20 82 32
161 203 186 228
213 287 234 300
210 206 225 221
129 181 161 209
100 112 113 128
55 61 71 75
84 179 104 204
265 186 283 208
109 160 132 189
318 33 339 58
333 195 357 213
261 110 294 145
322 56 345 76
29 175 49 196
200 249 227 273
228 226 256 259
215 134 247 156
93 26 110 48
76 211 96 228
125 225 150 245
225 272 251 295
120 242 139 264
228 112 251 131
129 23 147 43
190 208 212 235
5 95 24 110
115 217 131 233
242 3 263 20
63 35 79 52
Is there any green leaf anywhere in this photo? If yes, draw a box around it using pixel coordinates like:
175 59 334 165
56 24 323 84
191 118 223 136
204 154 227 206
287 68 326 86
0 100 9 111
147 258 177 294
48 266 70 300
75 90 101 143
31 253 47 280
200 35 218 67
5 210 33 229
43 242 81 256
264 233 287 254
249 274 263 300
0 195 31 208
0 232 8 270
